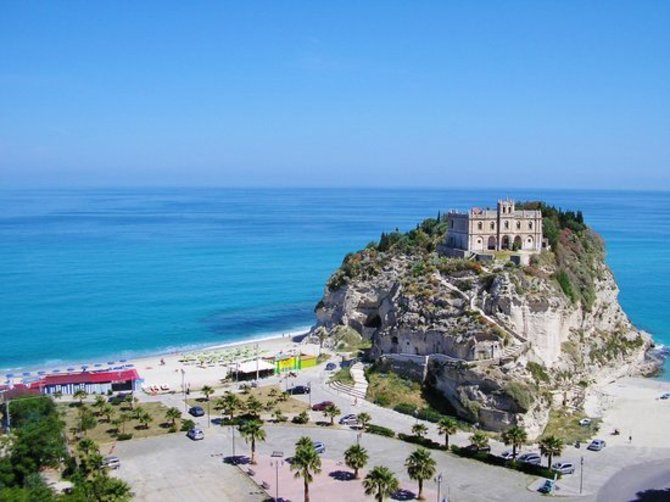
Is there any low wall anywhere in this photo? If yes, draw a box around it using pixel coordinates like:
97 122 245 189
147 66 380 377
377 354 428 383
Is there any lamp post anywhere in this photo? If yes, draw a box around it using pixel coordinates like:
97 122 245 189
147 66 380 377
231 425 237 464
580 456 584 495
308 381 312 409
435 472 443 502
255 344 260 383
271 451 284 501
357 430 362 446
181 368 186 412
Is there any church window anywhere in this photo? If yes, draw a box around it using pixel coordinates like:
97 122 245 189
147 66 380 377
504 221 509 229
478 222 482 230
516 221 521 230
450 220 454 228
529 221 533 230
490 222 495 230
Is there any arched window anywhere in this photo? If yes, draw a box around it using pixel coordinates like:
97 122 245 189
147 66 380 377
516 221 521 230
504 221 509 229
490 222 495 230
529 221 533 230
478 222 483 230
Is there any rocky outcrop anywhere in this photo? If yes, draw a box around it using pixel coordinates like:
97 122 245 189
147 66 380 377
310 212 659 437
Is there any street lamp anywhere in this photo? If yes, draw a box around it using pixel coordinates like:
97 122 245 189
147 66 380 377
435 472 443 502
271 451 284 501
580 456 584 494
356 430 362 446
230 425 237 464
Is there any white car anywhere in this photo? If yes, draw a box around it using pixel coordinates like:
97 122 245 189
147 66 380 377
518 452 541 465
579 418 592 426
102 456 121 470
187 428 205 441
500 450 516 460
552 461 576 474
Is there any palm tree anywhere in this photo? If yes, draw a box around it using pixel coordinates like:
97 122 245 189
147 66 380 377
470 431 489 450
245 396 264 418
412 423 428 439
78 405 97 436
77 438 102 478
344 444 368 479
295 435 313 450
53 390 63 400
501 425 528 460
101 403 115 423
200 385 215 401
290 438 322 502
165 407 182 428
437 417 458 449
137 409 153 430
239 419 266 464
116 412 131 435
272 409 287 423
357 412 372 430
73 388 88 406
92 395 107 415
323 403 341 425
363 465 399 502
538 435 564 468
218 392 243 421
405 448 436 500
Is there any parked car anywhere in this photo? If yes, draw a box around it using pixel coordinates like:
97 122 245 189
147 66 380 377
660 393 670 400
538 479 555 494
552 462 576 475
518 452 542 465
189 406 205 417
325 362 337 371
500 450 516 460
187 428 205 441
312 441 326 454
579 418 592 426
338 414 358 426
312 401 334 411
463 444 491 453
101 456 121 470
587 439 606 451
108 392 131 405
288 385 311 395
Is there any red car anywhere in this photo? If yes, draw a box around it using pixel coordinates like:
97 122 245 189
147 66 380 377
312 400 334 411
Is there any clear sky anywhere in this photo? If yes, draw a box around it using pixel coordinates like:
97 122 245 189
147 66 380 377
1 1 668 189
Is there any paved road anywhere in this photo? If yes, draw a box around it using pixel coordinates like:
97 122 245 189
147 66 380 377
596 459 670 502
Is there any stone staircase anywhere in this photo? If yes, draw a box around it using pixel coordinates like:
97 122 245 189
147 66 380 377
328 362 369 400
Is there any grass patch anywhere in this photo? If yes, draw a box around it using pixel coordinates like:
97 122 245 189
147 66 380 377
330 367 354 386
189 384 309 418
58 401 174 445
366 371 425 408
541 409 601 443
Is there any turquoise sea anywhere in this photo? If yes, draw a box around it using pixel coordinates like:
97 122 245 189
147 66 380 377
0 188 668 377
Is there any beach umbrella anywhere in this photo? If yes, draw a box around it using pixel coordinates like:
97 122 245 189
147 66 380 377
81 365 89 371
22 372 31 377
37 370 47 376
94 363 102 368
120 359 127 363
67 367 76 372
124 364 134 368
113 366 123 370
52 369 61 373
5 373 14 378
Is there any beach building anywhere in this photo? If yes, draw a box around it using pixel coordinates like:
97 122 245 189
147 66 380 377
444 199 544 258
272 353 317 374
40 369 141 395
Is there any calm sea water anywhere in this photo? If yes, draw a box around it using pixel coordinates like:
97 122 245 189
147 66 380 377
0 188 668 377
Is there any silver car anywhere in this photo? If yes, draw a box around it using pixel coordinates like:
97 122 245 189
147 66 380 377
518 452 542 465
552 461 575 474
587 439 606 451
102 456 121 470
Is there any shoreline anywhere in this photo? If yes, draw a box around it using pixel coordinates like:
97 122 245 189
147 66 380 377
2 324 313 382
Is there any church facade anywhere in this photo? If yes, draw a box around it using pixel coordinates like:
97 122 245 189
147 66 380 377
445 200 543 253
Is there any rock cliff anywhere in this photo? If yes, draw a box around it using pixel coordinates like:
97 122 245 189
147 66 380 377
311 204 658 437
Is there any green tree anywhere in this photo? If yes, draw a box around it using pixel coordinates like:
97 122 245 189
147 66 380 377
538 435 564 468
405 448 436 500
363 465 399 502
200 385 215 401
323 403 341 425
53 391 63 400
137 409 153 430
469 431 489 450
72 473 133 502
357 412 372 430
77 438 103 479
245 396 263 418
165 407 182 428
290 437 322 502
344 444 368 479
92 395 107 416
78 405 97 437
101 403 115 423
217 392 243 421
272 409 287 423
73 389 88 406
437 417 458 449
238 419 266 465
412 423 428 439
501 425 528 460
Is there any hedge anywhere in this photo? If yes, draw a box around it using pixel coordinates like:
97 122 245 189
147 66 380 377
365 423 396 438
397 433 445 450
392 403 444 423
450 445 558 479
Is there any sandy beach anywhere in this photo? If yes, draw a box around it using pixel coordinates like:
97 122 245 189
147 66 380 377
585 376 670 448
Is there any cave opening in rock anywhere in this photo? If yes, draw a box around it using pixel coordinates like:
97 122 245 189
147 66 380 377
364 313 382 328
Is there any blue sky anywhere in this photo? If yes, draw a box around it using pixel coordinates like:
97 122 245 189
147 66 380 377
1 1 668 189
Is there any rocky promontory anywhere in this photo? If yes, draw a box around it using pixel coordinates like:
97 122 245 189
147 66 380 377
311 203 659 437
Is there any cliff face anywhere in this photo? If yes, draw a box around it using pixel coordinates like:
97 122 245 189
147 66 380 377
312 209 657 437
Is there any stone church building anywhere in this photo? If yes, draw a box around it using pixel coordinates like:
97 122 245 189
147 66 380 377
445 200 543 253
